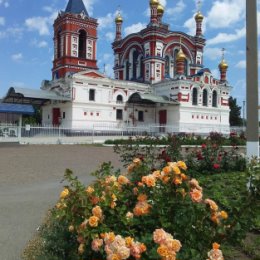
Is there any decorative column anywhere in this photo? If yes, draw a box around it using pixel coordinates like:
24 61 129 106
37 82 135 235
218 48 228 82
150 0 159 24
115 12 123 41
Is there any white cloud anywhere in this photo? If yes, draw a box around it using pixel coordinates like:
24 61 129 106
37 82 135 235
25 17 51 35
31 39 48 48
236 60 246 69
0 26 23 39
11 53 23 61
103 53 112 61
207 0 245 29
83 0 97 16
98 13 115 30
124 23 146 35
25 9 58 36
207 26 246 45
184 15 206 35
0 0 9 8
211 69 219 79
166 0 186 16
0 17 5 26
204 47 222 61
105 32 114 42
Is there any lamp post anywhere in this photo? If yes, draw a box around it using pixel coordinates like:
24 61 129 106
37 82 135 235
246 0 259 158
242 100 245 130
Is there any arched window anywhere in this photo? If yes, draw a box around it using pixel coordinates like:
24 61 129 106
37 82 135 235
125 60 130 80
57 30 62 58
116 94 123 103
212 90 217 107
203 89 208 106
192 88 198 105
78 30 86 58
165 56 170 77
132 50 139 80
184 59 188 76
174 49 179 76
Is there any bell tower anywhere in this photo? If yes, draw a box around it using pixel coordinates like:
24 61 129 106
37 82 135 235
52 0 98 79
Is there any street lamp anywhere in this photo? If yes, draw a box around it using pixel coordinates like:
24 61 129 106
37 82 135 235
246 0 259 158
242 100 245 130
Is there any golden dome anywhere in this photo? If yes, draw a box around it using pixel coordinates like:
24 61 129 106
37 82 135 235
176 48 186 61
195 11 204 21
150 0 159 6
115 13 123 23
157 4 164 15
219 59 228 70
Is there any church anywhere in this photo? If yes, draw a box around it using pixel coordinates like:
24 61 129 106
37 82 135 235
4 0 231 133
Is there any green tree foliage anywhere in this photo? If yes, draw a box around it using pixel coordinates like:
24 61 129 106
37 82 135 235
229 96 243 126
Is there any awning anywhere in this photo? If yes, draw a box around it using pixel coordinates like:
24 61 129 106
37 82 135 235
0 103 34 115
127 92 179 105
3 87 71 105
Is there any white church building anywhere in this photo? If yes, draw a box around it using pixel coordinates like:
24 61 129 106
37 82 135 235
3 0 231 134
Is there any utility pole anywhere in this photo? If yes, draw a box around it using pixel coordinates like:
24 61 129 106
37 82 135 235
246 0 259 158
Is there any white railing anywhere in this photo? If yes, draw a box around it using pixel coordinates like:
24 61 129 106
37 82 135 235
0 123 246 144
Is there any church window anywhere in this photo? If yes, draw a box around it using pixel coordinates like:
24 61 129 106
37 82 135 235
62 112 66 119
145 63 150 81
116 109 123 120
156 47 162 57
138 111 144 122
125 61 130 80
132 50 139 80
78 30 87 58
57 30 62 58
212 90 217 107
116 95 123 103
145 48 150 57
192 88 198 105
203 89 208 106
165 56 170 77
89 89 95 101
184 59 188 76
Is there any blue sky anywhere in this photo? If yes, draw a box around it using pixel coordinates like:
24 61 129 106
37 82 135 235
0 0 259 109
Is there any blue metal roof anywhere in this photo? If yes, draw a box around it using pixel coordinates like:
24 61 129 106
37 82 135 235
65 0 89 16
0 103 34 115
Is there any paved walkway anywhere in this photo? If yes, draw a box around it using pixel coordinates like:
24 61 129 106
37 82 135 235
0 144 123 260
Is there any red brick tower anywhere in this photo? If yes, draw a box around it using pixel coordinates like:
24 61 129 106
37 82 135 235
52 0 98 79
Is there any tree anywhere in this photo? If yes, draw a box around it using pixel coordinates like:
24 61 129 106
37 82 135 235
229 96 243 126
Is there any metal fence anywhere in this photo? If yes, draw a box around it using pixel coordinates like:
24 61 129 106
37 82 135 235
0 123 246 144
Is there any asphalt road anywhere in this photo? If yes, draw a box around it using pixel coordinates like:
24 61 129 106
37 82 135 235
0 144 123 260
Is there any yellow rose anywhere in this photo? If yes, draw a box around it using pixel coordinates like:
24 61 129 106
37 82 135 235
78 243 85 254
88 216 99 227
86 186 94 194
60 188 69 199
220 210 228 219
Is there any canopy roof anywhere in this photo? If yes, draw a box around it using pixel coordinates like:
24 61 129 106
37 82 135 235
0 103 34 115
3 87 71 106
128 92 178 105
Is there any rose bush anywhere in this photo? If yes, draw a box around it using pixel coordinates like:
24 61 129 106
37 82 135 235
39 157 233 260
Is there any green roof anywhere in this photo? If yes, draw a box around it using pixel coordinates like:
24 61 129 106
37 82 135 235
3 87 71 105
128 92 178 105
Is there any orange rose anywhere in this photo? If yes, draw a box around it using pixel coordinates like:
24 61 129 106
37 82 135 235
88 216 99 227
162 166 172 174
92 205 102 219
220 210 228 219
190 188 203 203
133 158 141 165
173 177 182 185
118 175 129 185
157 245 169 257
125 236 134 247
137 193 147 202
213 242 220 250
85 186 94 194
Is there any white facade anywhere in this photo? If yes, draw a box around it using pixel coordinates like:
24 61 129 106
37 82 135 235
41 68 231 133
